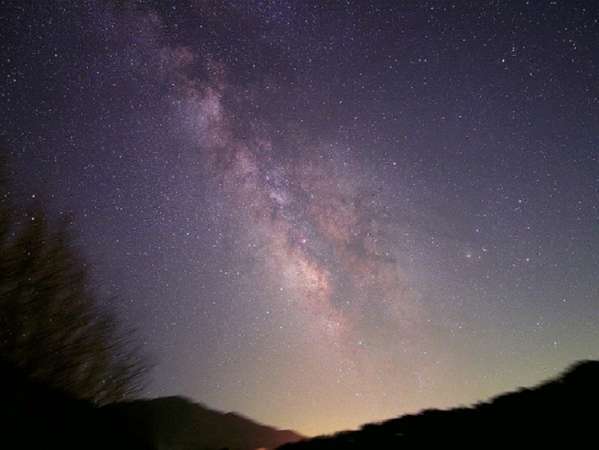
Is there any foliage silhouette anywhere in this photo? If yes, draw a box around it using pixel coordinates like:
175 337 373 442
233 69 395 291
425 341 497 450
0 155 147 404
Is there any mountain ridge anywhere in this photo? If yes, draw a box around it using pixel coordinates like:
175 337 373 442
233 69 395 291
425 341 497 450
103 394 303 450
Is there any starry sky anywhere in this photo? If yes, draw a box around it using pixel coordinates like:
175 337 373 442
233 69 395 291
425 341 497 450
1 0 598 436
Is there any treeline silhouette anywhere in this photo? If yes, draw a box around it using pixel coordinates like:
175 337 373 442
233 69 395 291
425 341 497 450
278 360 599 449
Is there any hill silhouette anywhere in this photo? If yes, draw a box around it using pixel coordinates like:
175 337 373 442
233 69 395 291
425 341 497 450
103 396 303 450
1 358 149 450
278 360 599 449
2 357 301 450
5 358 598 448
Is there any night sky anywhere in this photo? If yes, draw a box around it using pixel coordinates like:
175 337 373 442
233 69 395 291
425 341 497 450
1 0 598 436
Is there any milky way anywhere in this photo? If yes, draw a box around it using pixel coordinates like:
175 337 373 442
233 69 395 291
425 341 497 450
2 0 598 435
176 51 420 339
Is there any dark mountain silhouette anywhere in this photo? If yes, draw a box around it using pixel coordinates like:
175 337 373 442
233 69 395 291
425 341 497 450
103 396 303 450
6 358 598 449
279 360 599 449
1 358 149 450
2 357 301 450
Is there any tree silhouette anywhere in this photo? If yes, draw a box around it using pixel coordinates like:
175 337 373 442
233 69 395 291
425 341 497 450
0 156 148 404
